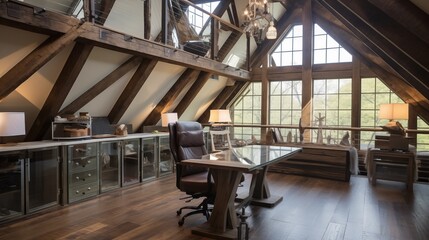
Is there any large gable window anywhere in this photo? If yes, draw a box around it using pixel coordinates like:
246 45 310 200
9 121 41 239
270 25 303 67
231 83 262 141
312 78 352 142
313 24 352 64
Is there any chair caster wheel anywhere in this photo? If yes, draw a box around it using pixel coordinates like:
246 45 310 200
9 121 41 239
177 210 181 216
178 219 184 226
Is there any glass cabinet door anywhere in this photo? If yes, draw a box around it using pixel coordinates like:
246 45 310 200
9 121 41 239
27 147 59 212
0 151 24 222
142 138 156 181
159 136 173 176
122 139 140 186
68 143 99 203
99 141 120 192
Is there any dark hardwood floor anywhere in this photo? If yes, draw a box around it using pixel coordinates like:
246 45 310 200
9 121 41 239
1 173 428 240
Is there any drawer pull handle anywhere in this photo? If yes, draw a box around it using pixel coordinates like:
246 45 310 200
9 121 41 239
88 173 92 177
76 177 79 180
87 187 91 190
87 160 91 164
75 162 79 166
75 190 79 194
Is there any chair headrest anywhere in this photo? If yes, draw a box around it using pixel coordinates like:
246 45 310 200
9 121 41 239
177 121 205 147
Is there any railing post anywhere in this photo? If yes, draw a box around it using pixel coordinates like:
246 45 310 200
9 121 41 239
211 18 219 60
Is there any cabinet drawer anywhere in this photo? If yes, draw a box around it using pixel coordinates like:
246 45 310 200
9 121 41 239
69 157 97 172
69 183 99 203
70 170 98 185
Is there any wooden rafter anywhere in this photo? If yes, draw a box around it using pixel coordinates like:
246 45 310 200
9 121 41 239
139 69 201 128
0 24 83 100
313 1 429 123
197 83 242 123
59 56 142 115
368 0 429 45
26 43 94 141
0 1 250 81
108 59 158 124
174 71 211 117
316 0 429 101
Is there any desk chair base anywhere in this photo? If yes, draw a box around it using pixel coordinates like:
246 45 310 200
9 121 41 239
177 198 212 226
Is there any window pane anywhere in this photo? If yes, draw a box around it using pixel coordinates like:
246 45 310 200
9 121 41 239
314 35 326 49
314 50 326 64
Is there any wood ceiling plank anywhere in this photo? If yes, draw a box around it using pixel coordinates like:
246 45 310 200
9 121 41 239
0 23 83 100
368 0 429 45
108 59 158 124
140 68 200 128
59 56 142 115
25 43 94 141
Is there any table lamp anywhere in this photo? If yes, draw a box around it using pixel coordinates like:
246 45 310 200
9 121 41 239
0 112 26 146
161 112 178 127
378 103 408 150
379 103 408 134
209 109 232 127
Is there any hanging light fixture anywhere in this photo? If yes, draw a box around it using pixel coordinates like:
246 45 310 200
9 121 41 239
243 0 277 43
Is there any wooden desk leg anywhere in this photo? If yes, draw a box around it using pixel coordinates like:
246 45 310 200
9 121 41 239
191 169 243 239
407 156 414 191
251 166 283 208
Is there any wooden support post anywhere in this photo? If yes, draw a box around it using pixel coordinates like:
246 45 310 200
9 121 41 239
301 0 313 141
211 18 219 60
161 0 168 44
351 58 361 148
144 0 151 40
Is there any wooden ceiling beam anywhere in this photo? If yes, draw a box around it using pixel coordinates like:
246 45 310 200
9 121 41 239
368 0 429 45
78 22 250 80
197 82 242 123
313 1 429 123
59 56 142 115
0 1 250 81
140 68 200 128
174 71 212 118
0 23 83 101
0 1 80 35
26 43 94 141
108 59 158 124
339 0 428 74
317 0 429 101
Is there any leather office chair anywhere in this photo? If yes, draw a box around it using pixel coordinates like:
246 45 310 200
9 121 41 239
168 121 214 226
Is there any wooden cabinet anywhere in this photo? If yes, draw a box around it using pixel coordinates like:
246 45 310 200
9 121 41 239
67 143 99 203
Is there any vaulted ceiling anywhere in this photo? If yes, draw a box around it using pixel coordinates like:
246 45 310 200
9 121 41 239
0 0 428 141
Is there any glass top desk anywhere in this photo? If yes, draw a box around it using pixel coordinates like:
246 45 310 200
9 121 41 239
181 145 301 239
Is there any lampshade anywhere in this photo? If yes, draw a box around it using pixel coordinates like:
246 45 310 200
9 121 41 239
379 103 409 120
0 112 26 136
161 112 178 127
266 21 277 39
209 109 231 123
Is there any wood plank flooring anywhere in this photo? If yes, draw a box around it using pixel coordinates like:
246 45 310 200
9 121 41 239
1 173 428 240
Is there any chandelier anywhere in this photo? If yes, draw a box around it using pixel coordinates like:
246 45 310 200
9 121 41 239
243 0 277 43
